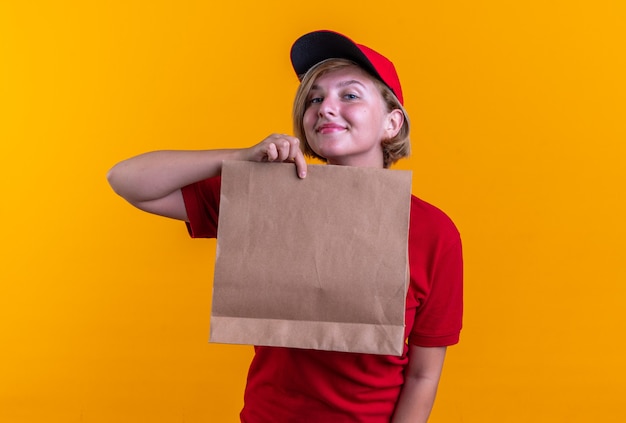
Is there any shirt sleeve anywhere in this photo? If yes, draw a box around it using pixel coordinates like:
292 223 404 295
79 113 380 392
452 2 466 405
180 176 222 239
409 238 463 347
406 196 464 347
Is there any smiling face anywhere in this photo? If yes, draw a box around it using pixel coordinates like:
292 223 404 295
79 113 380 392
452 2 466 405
301 64 403 168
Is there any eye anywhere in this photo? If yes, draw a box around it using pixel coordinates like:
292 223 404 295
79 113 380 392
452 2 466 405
308 96 323 104
343 93 359 100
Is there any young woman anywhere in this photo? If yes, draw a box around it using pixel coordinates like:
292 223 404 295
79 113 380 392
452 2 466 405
108 30 463 423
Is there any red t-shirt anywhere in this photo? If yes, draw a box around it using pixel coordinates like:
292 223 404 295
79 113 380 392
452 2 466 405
182 176 463 422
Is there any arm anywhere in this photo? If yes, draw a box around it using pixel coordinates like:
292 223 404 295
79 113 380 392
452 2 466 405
391 345 447 423
106 134 307 220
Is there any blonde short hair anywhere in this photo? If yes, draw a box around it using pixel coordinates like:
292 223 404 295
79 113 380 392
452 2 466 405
292 59 410 168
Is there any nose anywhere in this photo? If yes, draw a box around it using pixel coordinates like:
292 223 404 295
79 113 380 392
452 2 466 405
318 96 338 117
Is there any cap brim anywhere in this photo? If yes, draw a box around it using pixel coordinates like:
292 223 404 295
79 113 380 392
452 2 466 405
290 30 380 82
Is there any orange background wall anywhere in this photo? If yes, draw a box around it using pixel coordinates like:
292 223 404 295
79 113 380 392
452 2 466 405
1 1 625 422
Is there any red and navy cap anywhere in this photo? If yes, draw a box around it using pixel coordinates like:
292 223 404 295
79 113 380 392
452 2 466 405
290 30 404 105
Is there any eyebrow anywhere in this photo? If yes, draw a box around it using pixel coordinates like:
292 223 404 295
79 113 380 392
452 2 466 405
310 79 367 91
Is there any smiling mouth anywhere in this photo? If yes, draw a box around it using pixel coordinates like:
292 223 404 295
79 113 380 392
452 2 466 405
316 124 345 134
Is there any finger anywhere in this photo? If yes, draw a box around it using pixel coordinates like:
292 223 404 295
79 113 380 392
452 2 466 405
276 139 292 162
265 143 278 162
287 137 301 161
293 150 307 179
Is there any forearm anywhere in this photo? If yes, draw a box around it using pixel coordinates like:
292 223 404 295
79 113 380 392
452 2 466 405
107 149 244 204
391 345 446 423
391 375 440 423
106 135 306 219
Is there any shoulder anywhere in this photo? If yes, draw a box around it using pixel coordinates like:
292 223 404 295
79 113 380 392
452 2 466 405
409 195 460 244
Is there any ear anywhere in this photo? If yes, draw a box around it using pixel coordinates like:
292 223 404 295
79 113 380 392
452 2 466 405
384 109 404 139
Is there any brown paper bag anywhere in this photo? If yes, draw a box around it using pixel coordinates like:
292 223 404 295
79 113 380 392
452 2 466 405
210 161 412 355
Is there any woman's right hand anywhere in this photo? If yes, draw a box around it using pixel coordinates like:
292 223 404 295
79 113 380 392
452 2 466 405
243 134 308 178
